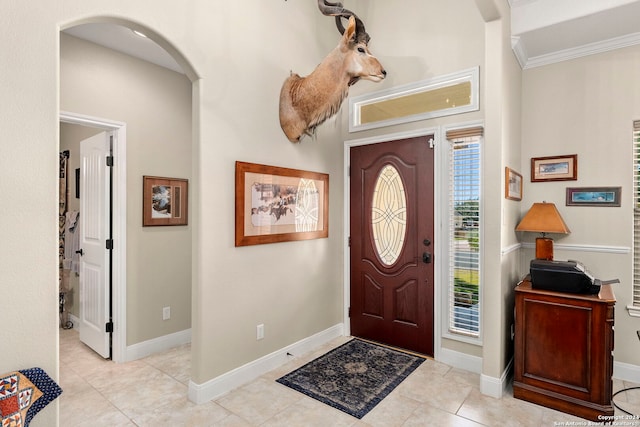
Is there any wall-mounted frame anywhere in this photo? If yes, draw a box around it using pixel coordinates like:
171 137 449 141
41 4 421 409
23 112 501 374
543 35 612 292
531 154 578 182
143 176 189 226
235 161 328 246
349 67 479 133
505 167 522 201
566 187 621 207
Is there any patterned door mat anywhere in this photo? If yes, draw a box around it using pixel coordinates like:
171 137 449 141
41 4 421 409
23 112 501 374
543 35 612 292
276 338 424 419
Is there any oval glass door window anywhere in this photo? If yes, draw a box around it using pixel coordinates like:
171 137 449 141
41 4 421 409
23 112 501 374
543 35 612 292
372 165 407 265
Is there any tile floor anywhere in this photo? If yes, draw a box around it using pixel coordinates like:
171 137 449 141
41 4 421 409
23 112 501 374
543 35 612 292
59 328 640 426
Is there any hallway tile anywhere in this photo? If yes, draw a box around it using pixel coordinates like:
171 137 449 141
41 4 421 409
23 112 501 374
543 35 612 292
58 328 623 426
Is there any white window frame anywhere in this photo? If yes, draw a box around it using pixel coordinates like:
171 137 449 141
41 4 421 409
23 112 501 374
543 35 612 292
349 67 480 133
441 124 483 345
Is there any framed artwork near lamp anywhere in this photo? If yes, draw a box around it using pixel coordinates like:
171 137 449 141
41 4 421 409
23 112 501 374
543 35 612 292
531 154 578 182
505 167 522 201
566 187 621 207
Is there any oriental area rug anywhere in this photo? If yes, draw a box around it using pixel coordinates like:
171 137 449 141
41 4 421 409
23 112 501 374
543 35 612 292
276 338 424 419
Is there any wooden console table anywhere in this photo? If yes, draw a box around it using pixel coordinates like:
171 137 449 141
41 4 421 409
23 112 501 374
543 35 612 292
513 277 615 421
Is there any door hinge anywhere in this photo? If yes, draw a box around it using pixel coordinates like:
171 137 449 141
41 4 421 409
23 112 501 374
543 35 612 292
428 138 435 149
105 321 114 333
348 307 351 317
106 156 114 167
348 236 351 247
106 239 114 250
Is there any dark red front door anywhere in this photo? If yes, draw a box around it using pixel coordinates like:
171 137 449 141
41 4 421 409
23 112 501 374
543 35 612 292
350 136 435 356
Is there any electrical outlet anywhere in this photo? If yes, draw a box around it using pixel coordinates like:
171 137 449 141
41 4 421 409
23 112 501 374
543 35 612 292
163 306 171 320
257 324 264 340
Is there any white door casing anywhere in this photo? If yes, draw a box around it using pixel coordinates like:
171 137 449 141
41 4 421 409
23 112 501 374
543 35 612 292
79 131 111 358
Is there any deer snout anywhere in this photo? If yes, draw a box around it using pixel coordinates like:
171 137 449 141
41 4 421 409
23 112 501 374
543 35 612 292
368 68 386 82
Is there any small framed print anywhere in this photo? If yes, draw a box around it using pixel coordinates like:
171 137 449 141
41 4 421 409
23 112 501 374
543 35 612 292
505 167 522 201
143 176 189 226
531 154 578 182
566 187 621 207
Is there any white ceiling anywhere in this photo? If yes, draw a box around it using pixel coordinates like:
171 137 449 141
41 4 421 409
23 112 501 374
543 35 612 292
63 1 640 73
63 23 183 74
510 0 640 68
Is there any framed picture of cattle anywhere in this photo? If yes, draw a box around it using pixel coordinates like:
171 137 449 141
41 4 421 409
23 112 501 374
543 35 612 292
235 161 329 246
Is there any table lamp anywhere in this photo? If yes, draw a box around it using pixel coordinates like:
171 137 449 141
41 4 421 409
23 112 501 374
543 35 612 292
515 202 570 260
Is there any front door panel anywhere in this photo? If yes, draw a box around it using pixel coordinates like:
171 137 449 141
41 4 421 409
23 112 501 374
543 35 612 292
350 136 435 356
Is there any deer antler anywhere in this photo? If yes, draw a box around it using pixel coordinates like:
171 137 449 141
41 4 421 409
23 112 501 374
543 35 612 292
317 0 370 45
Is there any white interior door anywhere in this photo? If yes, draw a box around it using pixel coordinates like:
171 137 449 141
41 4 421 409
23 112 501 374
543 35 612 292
79 131 111 358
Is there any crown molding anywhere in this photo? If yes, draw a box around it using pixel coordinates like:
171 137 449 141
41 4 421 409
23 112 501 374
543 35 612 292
510 36 528 69
516 31 640 69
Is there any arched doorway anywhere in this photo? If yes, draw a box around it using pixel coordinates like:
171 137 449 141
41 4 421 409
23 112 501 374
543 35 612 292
59 18 198 364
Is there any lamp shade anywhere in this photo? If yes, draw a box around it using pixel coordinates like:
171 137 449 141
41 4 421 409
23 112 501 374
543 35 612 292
516 202 570 234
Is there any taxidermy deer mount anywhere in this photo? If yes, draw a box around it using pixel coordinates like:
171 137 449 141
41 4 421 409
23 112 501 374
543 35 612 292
279 0 387 143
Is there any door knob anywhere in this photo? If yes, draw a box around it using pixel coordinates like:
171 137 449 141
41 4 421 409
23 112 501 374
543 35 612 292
422 252 432 264
75 249 84 256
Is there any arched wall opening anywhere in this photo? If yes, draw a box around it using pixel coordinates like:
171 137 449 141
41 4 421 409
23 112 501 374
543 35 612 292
58 16 200 367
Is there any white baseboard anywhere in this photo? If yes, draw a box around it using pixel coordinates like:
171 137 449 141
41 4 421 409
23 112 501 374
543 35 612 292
438 347 482 374
439 347 513 399
480 357 513 399
124 328 192 362
66 314 191 363
614 360 640 383
188 323 344 405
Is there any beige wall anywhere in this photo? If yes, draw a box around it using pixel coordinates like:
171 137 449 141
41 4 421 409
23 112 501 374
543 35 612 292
59 32 193 344
4 1 639 425
521 44 640 366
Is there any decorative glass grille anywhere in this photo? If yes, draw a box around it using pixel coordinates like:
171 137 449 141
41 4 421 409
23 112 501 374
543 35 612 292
371 165 407 266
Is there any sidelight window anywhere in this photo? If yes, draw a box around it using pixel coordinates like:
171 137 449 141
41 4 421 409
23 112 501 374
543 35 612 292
446 126 483 339
631 121 640 315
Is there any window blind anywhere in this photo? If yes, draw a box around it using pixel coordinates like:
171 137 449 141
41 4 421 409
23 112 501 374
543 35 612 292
447 130 482 337
633 121 640 307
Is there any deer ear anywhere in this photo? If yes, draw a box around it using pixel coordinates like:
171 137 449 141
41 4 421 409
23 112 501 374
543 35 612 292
344 16 356 42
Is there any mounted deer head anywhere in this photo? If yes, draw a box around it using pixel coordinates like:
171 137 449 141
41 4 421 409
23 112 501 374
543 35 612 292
279 0 386 143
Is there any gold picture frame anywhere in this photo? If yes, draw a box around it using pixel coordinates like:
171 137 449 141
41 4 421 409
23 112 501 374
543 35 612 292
142 176 188 226
235 161 329 246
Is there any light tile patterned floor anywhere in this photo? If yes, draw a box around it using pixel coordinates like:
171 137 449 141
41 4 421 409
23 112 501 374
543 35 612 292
59 328 640 426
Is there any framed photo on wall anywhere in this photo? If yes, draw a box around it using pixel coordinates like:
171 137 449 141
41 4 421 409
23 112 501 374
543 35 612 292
531 154 578 182
566 187 621 207
142 176 189 226
505 167 523 201
235 161 329 246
